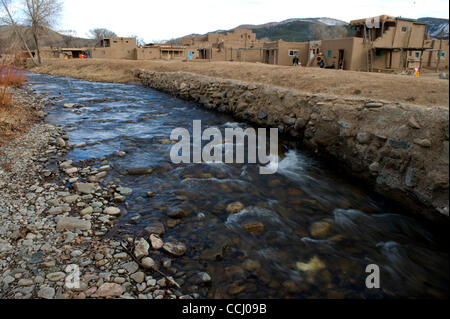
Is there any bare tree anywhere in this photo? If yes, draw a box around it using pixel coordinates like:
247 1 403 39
311 24 348 40
129 35 145 47
60 29 77 47
22 0 63 64
0 0 38 65
89 28 117 42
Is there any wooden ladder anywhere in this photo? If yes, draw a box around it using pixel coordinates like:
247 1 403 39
367 47 374 72
364 26 374 72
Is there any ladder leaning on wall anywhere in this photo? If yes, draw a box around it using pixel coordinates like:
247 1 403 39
363 25 374 72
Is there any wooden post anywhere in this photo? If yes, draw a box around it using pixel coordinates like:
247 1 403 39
419 25 427 72
436 31 443 73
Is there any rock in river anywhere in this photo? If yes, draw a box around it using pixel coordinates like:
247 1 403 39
104 207 121 216
226 202 245 214
149 234 163 250
124 168 154 176
134 238 150 259
242 221 265 234
163 240 187 256
166 207 188 219
310 221 332 239
145 222 165 235
296 255 326 273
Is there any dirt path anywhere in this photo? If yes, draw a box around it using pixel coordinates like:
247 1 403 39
31 59 449 107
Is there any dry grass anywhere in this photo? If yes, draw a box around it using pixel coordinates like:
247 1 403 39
1 60 27 108
30 58 449 107
0 58 31 147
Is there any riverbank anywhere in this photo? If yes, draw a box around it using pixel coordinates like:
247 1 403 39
30 59 449 107
0 87 196 299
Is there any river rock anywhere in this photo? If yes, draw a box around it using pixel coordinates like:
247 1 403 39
145 222 165 235
56 137 66 148
125 168 154 175
226 202 245 214
96 283 124 297
257 109 268 120
134 238 150 259
117 187 133 196
80 206 93 216
166 207 188 219
104 207 121 216
38 286 55 299
46 272 66 282
365 102 383 108
122 261 139 274
198 272 212 284
149 234 163 250
141 257 156 270
310 221 332 238
163 240 187 256
130 271 145 283
65 167 78 175
296 255 326 272
74 182 96 194
413 138 432 148
56 217 91 232
242 221 265 234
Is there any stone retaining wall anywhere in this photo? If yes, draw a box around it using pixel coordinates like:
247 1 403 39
137 70 449 222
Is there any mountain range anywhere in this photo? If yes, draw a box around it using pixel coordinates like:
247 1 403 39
0 16 448 52
180 16 449 43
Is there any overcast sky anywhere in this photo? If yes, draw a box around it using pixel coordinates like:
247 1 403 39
59 0 449 42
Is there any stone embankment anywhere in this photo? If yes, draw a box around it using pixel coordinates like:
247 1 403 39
0 88 202 299
138 70 449 221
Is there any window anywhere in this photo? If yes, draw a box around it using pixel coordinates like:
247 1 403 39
441 52 447 57
327 50 332 58
401 26 408 32
415 52 420 58
376 50 382 57
288 50 299 56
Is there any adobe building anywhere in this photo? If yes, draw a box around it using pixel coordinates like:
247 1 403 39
263 40 309 66
348 15 430 72
91 37 137 60
183 29 266 62
422 39 449 70
136 44 191 60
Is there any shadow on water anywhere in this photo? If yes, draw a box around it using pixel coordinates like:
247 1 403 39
28 72 449 299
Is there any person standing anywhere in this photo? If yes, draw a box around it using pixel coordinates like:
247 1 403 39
293 55 299 66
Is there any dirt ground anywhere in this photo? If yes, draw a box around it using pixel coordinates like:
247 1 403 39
0 87 39 147
31 58 449 107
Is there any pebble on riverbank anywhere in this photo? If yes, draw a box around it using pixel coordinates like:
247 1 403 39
0 87 194 300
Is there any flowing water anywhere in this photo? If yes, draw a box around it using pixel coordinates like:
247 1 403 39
28 73 448 299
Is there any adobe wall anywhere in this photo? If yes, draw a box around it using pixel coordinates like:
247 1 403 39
321 38 355 70
137 70 449 222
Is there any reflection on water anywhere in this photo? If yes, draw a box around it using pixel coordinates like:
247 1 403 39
28 73 448 299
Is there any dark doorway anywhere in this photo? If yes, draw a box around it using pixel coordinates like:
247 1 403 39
338 49 345 69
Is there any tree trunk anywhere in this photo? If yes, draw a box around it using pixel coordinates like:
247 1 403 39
32 24 41 65
0 0 38 66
